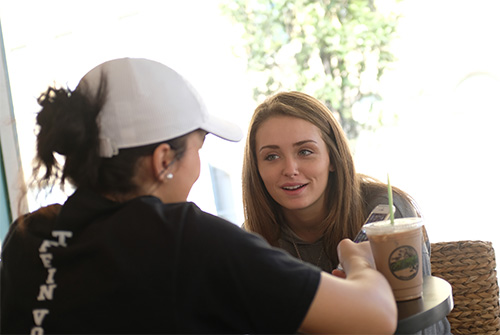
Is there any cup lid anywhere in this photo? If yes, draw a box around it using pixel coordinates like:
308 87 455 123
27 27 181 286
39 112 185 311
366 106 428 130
364 217 423 235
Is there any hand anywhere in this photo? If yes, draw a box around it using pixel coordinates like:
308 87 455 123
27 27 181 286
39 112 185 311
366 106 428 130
301 239 397 334
337 239 375 275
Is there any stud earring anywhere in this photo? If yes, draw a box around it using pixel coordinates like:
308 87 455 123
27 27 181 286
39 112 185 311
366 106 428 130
159 169 173 180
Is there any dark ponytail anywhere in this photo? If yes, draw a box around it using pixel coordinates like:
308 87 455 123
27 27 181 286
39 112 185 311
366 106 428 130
33 76 106 192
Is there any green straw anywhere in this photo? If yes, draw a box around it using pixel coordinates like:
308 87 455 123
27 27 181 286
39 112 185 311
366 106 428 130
387 173 395 224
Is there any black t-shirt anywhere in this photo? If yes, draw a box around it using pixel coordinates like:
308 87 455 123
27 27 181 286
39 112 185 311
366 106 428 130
1 189 321 334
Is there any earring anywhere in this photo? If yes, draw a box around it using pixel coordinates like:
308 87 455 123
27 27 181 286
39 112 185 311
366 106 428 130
159 169 173 180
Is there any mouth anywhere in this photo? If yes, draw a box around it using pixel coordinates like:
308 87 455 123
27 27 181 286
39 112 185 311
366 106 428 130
282 184 307 191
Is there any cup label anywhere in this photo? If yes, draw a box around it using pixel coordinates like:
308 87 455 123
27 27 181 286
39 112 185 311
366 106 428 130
389 245 419 280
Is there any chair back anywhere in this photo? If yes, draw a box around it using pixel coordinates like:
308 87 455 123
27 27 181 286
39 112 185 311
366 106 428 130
431 240 500 334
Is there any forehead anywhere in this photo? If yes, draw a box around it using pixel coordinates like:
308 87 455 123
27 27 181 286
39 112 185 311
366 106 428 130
256 116 322 143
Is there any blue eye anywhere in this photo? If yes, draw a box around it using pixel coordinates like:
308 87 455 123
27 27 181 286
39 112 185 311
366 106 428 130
299 149 313 156
264 154 279 161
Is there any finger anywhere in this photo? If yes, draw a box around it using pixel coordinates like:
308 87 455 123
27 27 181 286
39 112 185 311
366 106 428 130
332 269 347 278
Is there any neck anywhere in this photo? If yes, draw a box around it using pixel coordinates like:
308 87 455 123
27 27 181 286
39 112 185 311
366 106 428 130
103 174 160 203
103 189 144 203
283 208 327 243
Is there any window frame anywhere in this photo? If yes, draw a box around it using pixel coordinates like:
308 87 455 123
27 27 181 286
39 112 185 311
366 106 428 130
0 21 27 243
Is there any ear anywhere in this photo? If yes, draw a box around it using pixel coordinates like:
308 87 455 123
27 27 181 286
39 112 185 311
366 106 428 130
152 143 175 180
329 161 335 173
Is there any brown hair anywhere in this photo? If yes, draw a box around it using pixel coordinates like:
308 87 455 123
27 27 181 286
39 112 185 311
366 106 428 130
242 91 364 261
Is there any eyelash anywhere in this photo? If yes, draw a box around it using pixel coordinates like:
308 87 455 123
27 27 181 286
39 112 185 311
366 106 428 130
264 154 279 161
263 149 313 161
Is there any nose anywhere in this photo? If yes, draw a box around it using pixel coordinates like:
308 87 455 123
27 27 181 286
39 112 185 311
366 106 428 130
282 157 299 177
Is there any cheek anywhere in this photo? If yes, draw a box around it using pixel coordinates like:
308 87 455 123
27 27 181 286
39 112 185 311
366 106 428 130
193 155 201 179
307 161 331 183
257 164 274 190
318 164 332 184
184 150 201 182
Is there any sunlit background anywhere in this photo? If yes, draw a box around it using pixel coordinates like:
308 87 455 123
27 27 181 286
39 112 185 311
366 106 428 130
1 0 499 261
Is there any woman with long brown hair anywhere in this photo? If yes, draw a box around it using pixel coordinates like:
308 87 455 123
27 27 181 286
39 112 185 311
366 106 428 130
242 91 450 334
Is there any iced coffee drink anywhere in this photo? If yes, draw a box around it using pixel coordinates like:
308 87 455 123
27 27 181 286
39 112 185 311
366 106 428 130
364 217 423 301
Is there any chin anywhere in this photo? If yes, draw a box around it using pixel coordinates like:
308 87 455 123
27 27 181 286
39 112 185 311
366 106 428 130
280 202 312 211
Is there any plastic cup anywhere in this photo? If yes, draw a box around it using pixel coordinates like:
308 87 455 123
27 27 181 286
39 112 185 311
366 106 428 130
364 217 423 301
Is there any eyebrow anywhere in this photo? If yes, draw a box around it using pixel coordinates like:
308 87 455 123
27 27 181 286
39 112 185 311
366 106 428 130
258 140 318 153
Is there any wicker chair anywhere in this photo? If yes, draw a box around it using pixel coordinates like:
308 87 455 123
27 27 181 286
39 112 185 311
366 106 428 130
431 240 500 334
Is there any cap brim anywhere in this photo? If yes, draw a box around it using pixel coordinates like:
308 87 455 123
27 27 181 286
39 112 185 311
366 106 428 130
200 115 243 142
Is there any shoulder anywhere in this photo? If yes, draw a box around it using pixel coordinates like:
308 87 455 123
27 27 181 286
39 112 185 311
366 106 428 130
6 204 62 240
154 200 243 233
19 204 62 226
179 203 271 249
1 204 63 266
133 198 265 247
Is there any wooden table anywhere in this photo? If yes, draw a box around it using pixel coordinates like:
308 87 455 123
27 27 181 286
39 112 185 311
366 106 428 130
396 276 453 334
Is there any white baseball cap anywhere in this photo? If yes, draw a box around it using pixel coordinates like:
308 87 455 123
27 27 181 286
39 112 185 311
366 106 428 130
77 58 242 157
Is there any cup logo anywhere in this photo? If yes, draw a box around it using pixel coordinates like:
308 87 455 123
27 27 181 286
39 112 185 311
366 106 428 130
388 245 419 280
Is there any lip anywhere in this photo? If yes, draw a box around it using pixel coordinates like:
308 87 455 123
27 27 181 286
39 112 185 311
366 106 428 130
280 182 308 194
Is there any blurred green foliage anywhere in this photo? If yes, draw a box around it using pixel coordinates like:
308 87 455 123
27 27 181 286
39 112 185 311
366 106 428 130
220 0 401 139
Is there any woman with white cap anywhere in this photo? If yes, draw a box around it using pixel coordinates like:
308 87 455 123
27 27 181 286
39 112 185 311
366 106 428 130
1 58 396 334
